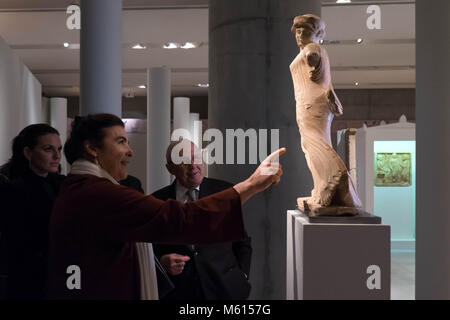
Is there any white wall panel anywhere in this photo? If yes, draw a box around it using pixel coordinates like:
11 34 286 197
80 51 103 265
0 36 42 164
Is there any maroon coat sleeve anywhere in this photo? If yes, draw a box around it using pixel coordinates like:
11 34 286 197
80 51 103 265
56 175 246 245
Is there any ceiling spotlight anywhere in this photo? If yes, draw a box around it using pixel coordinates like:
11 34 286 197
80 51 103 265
356 38 363 44
132 44 146 49
355 82 359 86
336 0 351 3
63 42 80 49
163 43 179 49
197 83 209 88
138 85 146 89
180 42 197 49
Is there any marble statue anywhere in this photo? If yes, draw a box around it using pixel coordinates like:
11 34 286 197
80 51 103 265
290 14 363 216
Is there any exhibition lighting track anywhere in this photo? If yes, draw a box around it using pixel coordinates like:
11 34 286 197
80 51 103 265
323 0 414 7
32 68 209 75
321 38 415 46
0 1 414 12
333 82 415 87
11 38 413 51
331 65 415 71
136 42 202 49
31 66 413 76
10 42 208 50
0 5 208 13
43 84 208 88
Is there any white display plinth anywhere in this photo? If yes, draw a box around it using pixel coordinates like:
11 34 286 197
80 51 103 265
287 210 390 300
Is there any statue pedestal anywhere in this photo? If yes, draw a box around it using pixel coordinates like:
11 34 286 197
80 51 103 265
286 210 390 300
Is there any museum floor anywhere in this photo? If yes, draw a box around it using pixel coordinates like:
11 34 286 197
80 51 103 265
391 251 415 300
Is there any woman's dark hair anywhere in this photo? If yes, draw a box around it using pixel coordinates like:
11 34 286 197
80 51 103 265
64 113 124 165
0 124 59 179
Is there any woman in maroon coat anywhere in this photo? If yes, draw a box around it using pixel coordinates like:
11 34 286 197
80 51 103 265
46 114 285 300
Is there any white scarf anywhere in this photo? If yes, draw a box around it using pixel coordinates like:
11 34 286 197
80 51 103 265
70 159 159 300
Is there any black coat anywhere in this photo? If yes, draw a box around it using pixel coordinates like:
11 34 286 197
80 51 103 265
0 169 64 300
152 177 252 300
119 175 144 194
46 174 245 300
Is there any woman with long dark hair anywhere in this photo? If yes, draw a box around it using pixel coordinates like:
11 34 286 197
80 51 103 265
0 124 64 300
47 113 285 300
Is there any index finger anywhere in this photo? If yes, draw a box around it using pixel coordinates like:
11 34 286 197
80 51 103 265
264 147 286 163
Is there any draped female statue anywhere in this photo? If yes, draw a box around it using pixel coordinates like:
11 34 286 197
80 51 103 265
290 14 362 215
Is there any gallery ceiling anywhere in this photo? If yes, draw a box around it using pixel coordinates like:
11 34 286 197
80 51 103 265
0 0 415 97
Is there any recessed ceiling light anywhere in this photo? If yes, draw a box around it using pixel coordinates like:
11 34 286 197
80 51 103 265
63 42 80 49
132 44 146 49
356 38 363 44
355 82 359 86
180 42 197 49
197 83 209 88
336 0 351 3
163 43 179 49
138 85 146 89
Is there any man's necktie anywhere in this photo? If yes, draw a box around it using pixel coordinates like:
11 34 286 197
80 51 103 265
186 188 198 252
187 188 197 202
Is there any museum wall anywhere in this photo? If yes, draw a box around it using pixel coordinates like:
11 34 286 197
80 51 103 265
334 88 415 122
332 88 415 147
0 36 42 164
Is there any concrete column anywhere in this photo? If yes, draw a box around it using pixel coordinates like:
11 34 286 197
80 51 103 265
209 0 321 299
49 98 68 175
416 0 450 299
147 67 171 194
80 0 122 116
189 113 201 147
173 97 190 139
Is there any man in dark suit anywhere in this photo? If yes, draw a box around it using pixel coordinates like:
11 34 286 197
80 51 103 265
120 174 144 194
152 139 252 300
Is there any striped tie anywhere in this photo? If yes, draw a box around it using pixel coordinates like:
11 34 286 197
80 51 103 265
187 188 197 201
186 188 197 252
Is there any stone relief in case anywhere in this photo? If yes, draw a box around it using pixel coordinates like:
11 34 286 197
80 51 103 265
374 152 412 187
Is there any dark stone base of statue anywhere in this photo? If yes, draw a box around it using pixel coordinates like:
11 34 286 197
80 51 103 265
298 206 381 224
